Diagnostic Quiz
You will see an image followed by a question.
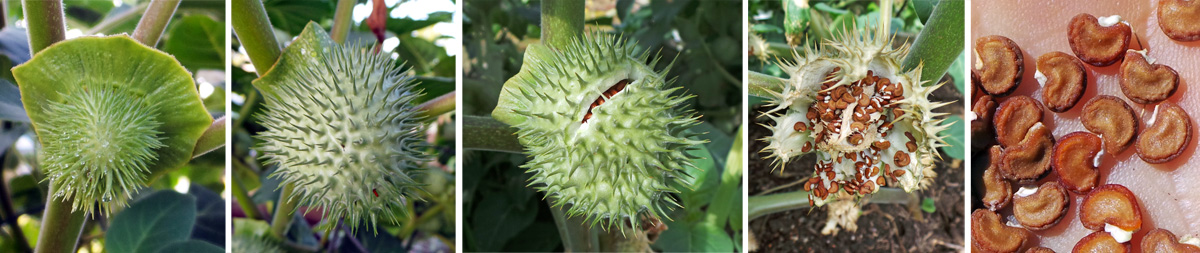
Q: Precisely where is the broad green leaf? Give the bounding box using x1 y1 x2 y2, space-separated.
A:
11 35 213 177
263 0 334 35
189 185 226 246
939 115 965 160
0 79 27 122
155 240 223 253
949 52 966 92
106 190 198 253
251 22 337 98
232 218 271 239
164 15 226 71
674 134 719 210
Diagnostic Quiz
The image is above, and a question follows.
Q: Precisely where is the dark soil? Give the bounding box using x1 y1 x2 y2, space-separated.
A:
748 80 965 253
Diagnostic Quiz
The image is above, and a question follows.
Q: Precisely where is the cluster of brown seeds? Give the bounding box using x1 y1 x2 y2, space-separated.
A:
972 8 1199 252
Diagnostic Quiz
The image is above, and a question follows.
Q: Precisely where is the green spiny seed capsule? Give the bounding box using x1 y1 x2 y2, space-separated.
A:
41 87 164 215
255 23 428 233
492 34 705 232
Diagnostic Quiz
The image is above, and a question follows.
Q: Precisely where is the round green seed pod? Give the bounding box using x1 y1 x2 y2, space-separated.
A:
253 22 429 232
11 35 212 215
492 34 705 231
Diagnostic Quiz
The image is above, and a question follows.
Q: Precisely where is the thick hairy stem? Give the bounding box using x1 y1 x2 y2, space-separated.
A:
540 0 584 50
748 71 786 99
417 91 456 120
748 187 911 220
232 0 282 73
461 115 522 154
269 183 299 240
549 202 598 252
330 0 355 44
131 0 181 46
900 0 964 85
192 116 226 158
34 183 86 253
22 0 65 54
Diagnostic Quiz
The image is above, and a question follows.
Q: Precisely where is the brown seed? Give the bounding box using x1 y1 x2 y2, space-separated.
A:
801 142 813 152
876 176 885 187
847 152 858 161
906 141 918 153
891 169 905 178
1157 0 1200 41
860 181 875 195
1068 13 1133 67
974 35 1024 96
1013 181 1070 230
825 171 835 180
1025 247 1055 253
1052 132 1102 193
1000 122 1054 181
972 95 999 149
1141 229 1200 253
893 151 910 167
848 133 864 145
873 140 891 150
892 108 906 119
806 110 818 122
993 95 1045 148
981 157 1012 211
1081 95 1139 154
1073 231 1132 253
1119 51 1179 104
1080 184 1142 232
829 182 840 194
804 180 813 191
1037 51 1088 113
971 209 1029 253
1136 103 1192 163
851 122 866 132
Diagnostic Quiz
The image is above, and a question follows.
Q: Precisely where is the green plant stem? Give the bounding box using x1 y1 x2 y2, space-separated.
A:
86 2 149 35
231 161 263 220
270 183 299 240
234 89 259 128
461 115 522 153
33 183 86 253
22 0 66 54
329 0 355 44
192 116 226 158
131 0 181 46
417 91 455 120
748 71 785 99
548 202 597 251
232 0 282 73
540 0 584 50
1 0 7 28
748 187 911 220
900 0 964 85
0 149 31 253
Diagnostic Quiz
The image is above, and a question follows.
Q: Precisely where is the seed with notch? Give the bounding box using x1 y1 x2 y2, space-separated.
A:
1000 122 1054 182
981 150 1012 211
1080 184 1142 232
1074 231 1132 253
1141 229 1200 253
1135 103 1192 163
1013 181 1070 230
1036 51 1087 113
1052 132 1102 193
1120 51 1179 104
972 95 999 149
894 151 910 167
994 96 1045 148
1068 13 1133 67
971 209 1029 253
1082 95 1139 154
1025 247 1054 253
1157 0 1200 41
974 35 1024 97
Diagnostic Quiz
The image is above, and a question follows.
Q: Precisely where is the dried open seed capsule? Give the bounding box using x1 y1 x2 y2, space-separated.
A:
1157 0 1200 41
974 35 1024 96
1000 122 1054 181
1081 96 1138 154
1135 103 1192 164
1141 229 1200 253
982 147 1012 211
1013 181 1070 230
1025 247 1055 253
971 209 1029 253
1119 50 1179 104
972 95 999 149
1074 231 1132 253
1080 184 1142 243
994 96 1046 148
1068 13 1133 67
1036 51 1087 112
1052 132 1102 193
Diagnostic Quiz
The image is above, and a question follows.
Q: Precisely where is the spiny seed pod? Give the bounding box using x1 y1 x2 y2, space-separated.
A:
760 3 951 206
11 35 212 215
254 22 428 232
492 34 706 233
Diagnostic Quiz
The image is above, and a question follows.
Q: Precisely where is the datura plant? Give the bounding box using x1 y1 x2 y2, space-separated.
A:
11 35 212 216
253 22 428 232
491 34 706 233
759 3 952 207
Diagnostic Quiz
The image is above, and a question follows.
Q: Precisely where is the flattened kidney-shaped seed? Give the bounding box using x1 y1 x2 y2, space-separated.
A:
1036 51 1087 113
1013 181 1070 230
1140 229 1200 253
1074 231 1132 253
1052 132 1102 193
994 96 1045 148
971 209 1029 253
982 146 1012 211
1068 13 1133 67
972 95 999 149
1080 184 1143 232
1119 51 1179 104
1082 95 1139 155
1158 0 1200 41
1135 103 1192 164
1000 122 1054 182
974 35 1024 96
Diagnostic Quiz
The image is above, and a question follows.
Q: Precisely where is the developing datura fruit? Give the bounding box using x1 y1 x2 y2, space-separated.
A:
254 22 429 232
759 5 951 207
492 34 705 232
12 35 211 215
